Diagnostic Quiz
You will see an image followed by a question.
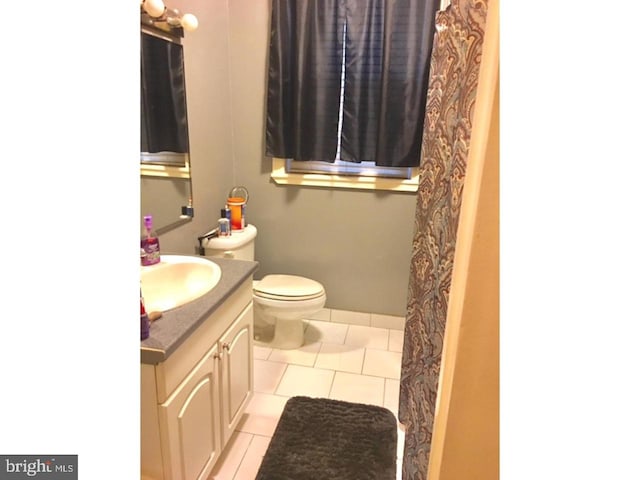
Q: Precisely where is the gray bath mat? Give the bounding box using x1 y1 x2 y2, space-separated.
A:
256 396 398 480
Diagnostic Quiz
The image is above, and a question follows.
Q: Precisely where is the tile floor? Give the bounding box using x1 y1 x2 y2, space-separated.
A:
208 308 406 480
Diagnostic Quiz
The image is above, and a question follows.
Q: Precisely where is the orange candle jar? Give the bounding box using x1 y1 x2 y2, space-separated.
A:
227 197 246 230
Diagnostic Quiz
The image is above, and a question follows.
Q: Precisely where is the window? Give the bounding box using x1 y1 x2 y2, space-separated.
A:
286 159 412 179
266 0 439 191
272 157 420 192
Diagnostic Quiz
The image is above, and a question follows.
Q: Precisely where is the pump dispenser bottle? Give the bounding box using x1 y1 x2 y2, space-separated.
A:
218 208 231 237
140 215 161 266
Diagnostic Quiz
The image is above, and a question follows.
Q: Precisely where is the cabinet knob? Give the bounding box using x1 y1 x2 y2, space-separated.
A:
222 342 230 351
213 353 221 360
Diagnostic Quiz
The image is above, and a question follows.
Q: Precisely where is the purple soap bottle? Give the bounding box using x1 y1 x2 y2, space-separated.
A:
140 215 161 266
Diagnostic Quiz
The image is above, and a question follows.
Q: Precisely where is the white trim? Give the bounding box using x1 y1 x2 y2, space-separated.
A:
270 158 419 192
141 163 191 179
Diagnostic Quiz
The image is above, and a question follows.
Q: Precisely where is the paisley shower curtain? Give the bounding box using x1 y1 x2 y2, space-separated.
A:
398 0 489 477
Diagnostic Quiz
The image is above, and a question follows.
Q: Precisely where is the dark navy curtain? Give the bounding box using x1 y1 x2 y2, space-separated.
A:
265 0 439 167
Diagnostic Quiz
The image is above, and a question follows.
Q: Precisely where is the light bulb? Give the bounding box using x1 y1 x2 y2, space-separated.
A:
143 0 165 18
181 13 198 32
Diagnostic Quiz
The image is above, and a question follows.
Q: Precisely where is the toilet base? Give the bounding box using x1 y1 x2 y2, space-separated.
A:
253 309 306 350
253 291 326 350
271 318 305 350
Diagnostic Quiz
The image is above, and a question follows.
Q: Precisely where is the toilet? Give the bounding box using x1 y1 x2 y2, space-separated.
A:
203 224 326 349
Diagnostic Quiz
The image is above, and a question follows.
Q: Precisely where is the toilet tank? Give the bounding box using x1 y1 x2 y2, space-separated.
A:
203 224 257 261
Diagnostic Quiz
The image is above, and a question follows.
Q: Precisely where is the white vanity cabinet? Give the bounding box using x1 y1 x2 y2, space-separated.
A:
158 343 222 480
141 277 254 480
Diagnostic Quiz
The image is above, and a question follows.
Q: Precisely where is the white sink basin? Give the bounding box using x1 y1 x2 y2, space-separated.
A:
141 255 222 312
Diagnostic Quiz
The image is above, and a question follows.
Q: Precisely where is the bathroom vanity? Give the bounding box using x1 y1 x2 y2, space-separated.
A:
141 256 259 480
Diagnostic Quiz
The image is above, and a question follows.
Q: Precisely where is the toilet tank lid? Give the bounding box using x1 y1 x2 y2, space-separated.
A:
255 274 325 298
204 224 257 249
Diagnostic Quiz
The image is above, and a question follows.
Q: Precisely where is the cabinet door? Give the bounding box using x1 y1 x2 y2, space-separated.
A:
219 303 254 445
159 344 221 480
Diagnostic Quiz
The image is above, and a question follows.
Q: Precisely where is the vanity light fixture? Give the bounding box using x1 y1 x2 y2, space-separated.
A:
140 0 199 32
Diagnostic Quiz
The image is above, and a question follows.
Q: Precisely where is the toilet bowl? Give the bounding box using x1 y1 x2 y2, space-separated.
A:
203 225 326 349
253 274 326 349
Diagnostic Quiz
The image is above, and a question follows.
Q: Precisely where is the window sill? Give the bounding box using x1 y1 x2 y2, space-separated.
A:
270 158 419 192
140 163 190 179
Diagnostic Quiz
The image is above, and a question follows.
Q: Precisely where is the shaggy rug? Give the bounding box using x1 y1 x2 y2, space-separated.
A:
255 396 398 480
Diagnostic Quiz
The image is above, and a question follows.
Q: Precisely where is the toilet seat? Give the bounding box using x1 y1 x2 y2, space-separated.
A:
254 274 325 301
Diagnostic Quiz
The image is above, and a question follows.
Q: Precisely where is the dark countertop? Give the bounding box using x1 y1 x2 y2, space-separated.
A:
141 256 259 365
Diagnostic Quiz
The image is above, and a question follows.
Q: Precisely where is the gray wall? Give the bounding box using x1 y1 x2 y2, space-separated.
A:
156 0 417 316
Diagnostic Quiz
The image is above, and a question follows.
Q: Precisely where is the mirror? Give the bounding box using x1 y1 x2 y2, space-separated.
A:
140 26 193 234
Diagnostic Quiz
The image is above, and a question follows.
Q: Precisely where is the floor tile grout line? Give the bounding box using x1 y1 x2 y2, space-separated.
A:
256 350 400 380
360 348 366 375
227 433 253 480
233 433 273 480
326 368 337 400
310 343 319 369
382 378 387 411
272 363 290 395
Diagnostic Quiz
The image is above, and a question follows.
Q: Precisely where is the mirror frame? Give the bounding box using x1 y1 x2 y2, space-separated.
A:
140 23 194 234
